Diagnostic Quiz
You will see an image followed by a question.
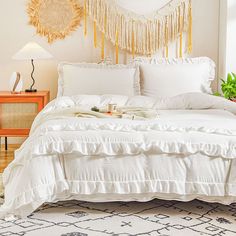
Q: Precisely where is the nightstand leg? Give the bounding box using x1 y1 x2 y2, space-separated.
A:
5 137 7 151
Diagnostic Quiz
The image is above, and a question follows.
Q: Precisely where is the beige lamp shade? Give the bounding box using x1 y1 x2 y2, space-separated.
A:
12 42 52 93
12 42 52 60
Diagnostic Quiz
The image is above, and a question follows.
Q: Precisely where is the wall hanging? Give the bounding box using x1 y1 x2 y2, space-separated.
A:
84 0 192 63
28 0 83 43
28 0 192 62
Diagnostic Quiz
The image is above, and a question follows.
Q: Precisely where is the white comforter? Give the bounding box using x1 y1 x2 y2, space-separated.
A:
1 93 236 218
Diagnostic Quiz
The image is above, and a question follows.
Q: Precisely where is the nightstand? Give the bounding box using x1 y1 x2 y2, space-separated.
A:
0 91 50 150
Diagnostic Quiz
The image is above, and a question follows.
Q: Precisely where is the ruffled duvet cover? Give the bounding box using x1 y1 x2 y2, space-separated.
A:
1 93 236 218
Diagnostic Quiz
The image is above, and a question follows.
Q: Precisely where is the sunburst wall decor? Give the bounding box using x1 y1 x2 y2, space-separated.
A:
28 0 83 43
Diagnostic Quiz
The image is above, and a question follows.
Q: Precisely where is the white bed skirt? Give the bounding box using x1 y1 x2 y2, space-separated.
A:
2 152 236 218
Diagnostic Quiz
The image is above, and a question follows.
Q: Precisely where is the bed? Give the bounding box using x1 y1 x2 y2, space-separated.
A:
1 57 236 218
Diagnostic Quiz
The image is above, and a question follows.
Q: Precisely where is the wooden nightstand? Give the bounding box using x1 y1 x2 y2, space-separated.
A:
0 91 50 150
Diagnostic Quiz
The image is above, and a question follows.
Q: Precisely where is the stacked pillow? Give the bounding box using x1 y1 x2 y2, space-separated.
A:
57 63 140 97
134 57 215 98
57 57 215 98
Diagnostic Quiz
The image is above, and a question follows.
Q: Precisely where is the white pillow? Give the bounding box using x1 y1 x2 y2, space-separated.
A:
134 57 215 98
73 95 101 107
126 96 156 108
72 94 128 107
57 62 140 97
154 92 236 114
100 94 128 106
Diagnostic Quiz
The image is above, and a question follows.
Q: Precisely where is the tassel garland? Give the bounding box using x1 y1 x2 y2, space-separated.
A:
84 0 87 36
179 11 183 58
83 0 192 59
179 29 183 58
101 32 105 60
93 21 97 48
101 11 107 60
157 20 160 49
115 28 119 64
187 0 193 53
132 28 135 58
165 17 169 58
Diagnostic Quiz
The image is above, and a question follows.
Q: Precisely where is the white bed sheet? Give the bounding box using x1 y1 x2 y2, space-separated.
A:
1 93 236 218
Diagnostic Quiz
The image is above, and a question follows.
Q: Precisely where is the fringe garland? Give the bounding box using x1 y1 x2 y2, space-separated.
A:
84 0 193 59
84 0 87 36
165 16 169 58
101 10 107 60
93 21 97 48
187 0 193 53
115 28 119 64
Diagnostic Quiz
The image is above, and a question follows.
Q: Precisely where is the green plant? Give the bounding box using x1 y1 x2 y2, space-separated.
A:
213 91 221 97
221 72 236 99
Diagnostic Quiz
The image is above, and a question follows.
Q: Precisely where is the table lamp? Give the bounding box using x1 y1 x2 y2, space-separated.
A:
12 42 53 92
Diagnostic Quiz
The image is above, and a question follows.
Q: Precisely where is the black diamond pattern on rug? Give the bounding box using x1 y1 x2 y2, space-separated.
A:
61 233 88 236
0 199 236 236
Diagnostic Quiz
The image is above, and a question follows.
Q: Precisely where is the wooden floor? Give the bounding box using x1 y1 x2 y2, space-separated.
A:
0 145 20 173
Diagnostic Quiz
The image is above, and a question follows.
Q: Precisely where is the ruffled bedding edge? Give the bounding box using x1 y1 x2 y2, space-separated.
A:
1 179 236 219
17 139 236 162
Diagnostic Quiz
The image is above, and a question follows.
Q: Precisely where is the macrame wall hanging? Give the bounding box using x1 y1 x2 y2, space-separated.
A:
84 0 192 63
28 0 192 63
28 0 83 43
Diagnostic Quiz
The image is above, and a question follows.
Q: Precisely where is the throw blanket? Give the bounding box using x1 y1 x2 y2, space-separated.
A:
30 107 158 134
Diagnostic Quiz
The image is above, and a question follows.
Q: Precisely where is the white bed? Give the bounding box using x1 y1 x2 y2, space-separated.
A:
1 92 236 218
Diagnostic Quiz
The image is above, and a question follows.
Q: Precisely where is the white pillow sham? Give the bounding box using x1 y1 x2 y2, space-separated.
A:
73 94 128 107
57 62 140 97
134 57 215 98
126 96 156 108
153 92 236 113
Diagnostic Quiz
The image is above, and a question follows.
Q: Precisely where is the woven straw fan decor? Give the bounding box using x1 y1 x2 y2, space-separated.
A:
28 0 83 43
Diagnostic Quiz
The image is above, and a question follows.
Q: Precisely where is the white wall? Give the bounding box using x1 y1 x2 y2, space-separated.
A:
192 0 219 66
218 0 227 84
0 0 220 99
218 0 236 90
192 0 220 90
225 0 236 76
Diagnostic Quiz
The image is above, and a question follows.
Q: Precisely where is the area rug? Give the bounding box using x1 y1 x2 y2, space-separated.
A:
0 199 236 236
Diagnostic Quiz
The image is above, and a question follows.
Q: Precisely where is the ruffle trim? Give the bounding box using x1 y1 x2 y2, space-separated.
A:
35 119 236 136
0 180 69 219
1 179 236 218
133 56 215 94
57 62 140 97
24 138 236 159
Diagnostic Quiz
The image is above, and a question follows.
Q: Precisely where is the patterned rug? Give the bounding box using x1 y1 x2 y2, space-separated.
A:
0 199 236 236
